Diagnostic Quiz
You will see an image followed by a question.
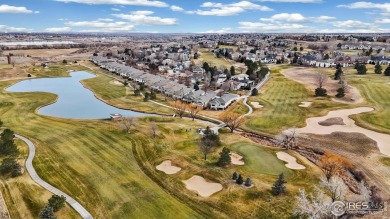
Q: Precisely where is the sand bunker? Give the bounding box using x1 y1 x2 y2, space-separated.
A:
299 102 312 108
230 153 245 165
156 160 181 174
318 117 346 126
276 152 306 170
110 80 124 86
251 102 264 109
183 175 222 197
290 107 390 157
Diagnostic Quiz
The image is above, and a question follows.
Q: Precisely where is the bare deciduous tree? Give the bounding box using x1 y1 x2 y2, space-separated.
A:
151 123 158 138
120 117 137 133
276 128 298 150
320 176 346 202
219 112 245 133
198 138 214 160
294 187 332 219
317 72 327 88
170 101 187 118
358 181 371 202
319 152 352 182
189 103 202 121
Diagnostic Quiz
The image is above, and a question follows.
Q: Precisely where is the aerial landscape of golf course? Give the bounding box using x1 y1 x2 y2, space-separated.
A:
1 55 389 218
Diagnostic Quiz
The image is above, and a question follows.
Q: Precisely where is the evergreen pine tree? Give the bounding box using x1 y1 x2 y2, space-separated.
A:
48 195 66 212
244 177 252 187
272 173 287 196
334 68 343 80
336 88 345 98
232 172 238 180
39 206 56 219
236 174 243 185
217 147 231 167
374 63 382 74
384 65 390 76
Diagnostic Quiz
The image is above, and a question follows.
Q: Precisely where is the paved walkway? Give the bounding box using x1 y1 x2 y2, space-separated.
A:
15 134 93 219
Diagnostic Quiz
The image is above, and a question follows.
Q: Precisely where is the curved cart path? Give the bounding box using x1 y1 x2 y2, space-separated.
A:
15 134 93 219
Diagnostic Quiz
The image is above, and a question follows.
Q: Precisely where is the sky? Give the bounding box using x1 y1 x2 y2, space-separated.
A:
0 0 389 33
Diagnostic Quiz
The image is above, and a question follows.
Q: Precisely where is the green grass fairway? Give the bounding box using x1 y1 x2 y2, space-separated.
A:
0 76 201 218
245 65 344 136
347 70 390 134
230 143 291 176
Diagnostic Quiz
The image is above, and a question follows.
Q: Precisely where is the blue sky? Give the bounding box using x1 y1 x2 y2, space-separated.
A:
0 0 389 33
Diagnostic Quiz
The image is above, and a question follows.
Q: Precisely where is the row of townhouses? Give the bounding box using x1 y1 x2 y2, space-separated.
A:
91 56 240 110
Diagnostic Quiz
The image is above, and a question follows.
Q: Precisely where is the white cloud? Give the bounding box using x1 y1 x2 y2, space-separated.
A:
170 5 184 12
66 20 135 32
190 1 273 16
318 28 390 33
0 5 34 13
97 18 114 21
130 10 154 15
111 8 120 11
259 0 321 2
332 20 372 29
112 11 177 25
239 21 308 32
337 2 390 13
0 25 30 32
260 13 305 22
313 16 335 22
45 27 72 32
259 13 335 23
202 27 232 34
54 0 168 7
376 18 390 24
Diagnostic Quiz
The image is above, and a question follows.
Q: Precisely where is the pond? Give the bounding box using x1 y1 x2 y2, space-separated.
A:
6 71 152 119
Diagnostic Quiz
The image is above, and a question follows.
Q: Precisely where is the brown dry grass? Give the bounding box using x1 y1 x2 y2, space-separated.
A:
6 49 79 58
282 67 363 104
298 132 390 198
0 65 30 81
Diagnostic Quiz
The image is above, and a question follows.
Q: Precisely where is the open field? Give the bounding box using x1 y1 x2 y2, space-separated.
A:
6 49 79 59
218 45 238 51
0 138 80 219
196 49 235 70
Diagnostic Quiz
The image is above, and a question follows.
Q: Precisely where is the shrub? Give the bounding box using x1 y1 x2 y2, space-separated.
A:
27 73 32 77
